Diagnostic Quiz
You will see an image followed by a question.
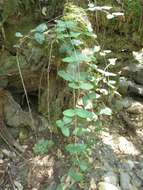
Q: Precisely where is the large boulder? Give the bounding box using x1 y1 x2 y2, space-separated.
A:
121 64 143 86
120 98 143 128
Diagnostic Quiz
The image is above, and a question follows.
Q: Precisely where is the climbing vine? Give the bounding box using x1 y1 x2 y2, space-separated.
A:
53 4 117 189
14 3 118 189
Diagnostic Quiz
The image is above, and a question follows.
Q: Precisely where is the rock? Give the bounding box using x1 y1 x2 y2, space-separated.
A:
119 97 143 128
14 180 23 190
120 99 143 128
126 101 143 114
119 77 129 95
139 161 143 169
103 171 118 186
128 81 143 96
0 159 4 164
2 149 16 158
119 77 143 97
132 174 142 188
120 171 132 190
121 160 135 171
117 137 139 155
121 64 136 77
90 178 97 189
136 169 143 181
0 90 48 130
102 162 114 172
131 186 139 190
120 97 135 109
97 182 119 190
121 64 143 85
92 167 106 182
132 64 143 85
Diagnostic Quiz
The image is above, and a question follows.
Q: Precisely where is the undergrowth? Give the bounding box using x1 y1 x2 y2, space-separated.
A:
15 3 119 190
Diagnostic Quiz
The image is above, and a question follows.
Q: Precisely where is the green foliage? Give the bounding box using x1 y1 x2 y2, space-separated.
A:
33 138 54 155
66 143 87 154
15 32 23 38
14 3 117 189
54 3 117 188
33 23 48 33
34 33 45 44
32 23 48 44
68 169 83 182
124 0 142 27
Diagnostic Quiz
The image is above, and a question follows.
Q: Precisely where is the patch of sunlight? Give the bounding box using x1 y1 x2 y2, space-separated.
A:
101 131 140 155
133 48 143 64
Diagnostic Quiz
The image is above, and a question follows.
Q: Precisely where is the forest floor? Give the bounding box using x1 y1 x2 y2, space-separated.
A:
0 15 143 189
0 115 143 190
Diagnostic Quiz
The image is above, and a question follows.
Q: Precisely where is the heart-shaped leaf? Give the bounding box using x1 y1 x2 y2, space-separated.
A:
63 109 76 117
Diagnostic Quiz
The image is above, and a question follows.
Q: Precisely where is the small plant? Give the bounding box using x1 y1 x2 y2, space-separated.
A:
33 138 54 155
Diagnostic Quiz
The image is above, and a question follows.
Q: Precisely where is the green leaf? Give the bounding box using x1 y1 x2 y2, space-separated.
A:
63 109 76 117
34 33 45 44
64 20 77 29
66 143 87 154
56 20 77 30
68 82 79 89
62 55 78 63
33 139 53 155
56 120 64 128
88 92 100 99
15 32 23 38
83 93 99 106
34 23 47 33
99 107 112 115
79 82 94 90
61 126 70 137
59 43 73 54
73 159 88 171
58 70 73 82
63 116 72 124
79 161 88 171
73 127 89 137
73 72 88 82
63 52 90 64
69 32 81 38
56 120 70 137
68 169 83 182
75 108 92 119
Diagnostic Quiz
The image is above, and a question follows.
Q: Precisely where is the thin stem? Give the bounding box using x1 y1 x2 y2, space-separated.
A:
16 54 36 133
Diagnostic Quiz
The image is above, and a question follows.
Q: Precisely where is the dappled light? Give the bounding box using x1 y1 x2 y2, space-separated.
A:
0 0 143 189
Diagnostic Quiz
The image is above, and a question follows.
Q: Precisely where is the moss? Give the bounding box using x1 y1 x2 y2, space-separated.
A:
5 15 36 46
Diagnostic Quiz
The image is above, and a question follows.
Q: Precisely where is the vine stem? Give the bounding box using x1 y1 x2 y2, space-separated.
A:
47 40 54 124
16 54 36 133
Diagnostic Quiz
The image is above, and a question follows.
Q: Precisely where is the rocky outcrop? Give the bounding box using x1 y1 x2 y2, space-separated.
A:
120 64 143 96
90 130 143 190
119 64 143 129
